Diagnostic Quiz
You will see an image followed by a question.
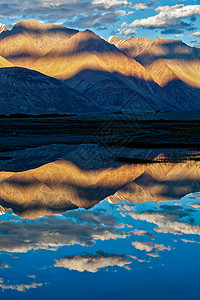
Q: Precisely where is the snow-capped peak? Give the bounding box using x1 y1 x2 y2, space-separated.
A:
0 23 9 34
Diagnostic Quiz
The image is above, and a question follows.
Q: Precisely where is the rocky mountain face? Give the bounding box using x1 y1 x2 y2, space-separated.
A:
0 20 200 114
108 35 200 66
108 35 200 111
146 58 200 111
0 19 79 67
33 29 174 112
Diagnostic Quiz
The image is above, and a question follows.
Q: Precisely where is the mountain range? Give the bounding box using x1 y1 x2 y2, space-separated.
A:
0 19 200 115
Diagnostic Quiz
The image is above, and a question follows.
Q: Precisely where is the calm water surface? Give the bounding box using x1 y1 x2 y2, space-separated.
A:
0 193 200 300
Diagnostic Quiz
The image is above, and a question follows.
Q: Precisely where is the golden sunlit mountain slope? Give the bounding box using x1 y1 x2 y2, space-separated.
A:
146 59 200 110
0 160 147 218
108 35 200 66
0 56 13 68
33 29 177 112
147 59 200 88
107 159 200 204
33 29 152 81
0 19 78 68
108 35 200 110
1 159 200 218
0 19 200 113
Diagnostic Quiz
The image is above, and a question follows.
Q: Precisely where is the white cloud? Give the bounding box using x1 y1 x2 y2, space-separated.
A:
132 2 148 10
92 0 132 9
191 31 200 37
128 211 200 236
130 4 200 28
54 253 131 272
0 212 129 253
132 241 171 252
0 0 132 29
181 239 200 244
147 253 159 258
131 255 146 263
132 229 146 236
0 278 44 292
121 21 127 27
117 27 137 36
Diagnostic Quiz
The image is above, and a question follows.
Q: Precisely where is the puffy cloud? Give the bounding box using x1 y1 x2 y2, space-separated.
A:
132 229 146 236
191 31 200 37
181 239 200 244
128 209 200 236
64 10 126 29
92 0 132 9
130 4 200 29
131 255 146 263
131 1 155 11
116 27 137 36
0 212 129 253
54 252 131 272
0 278 44 292
132 241 171 252
147 253 159 258
132 229 154 239
132 3 148 10
0 0 132 29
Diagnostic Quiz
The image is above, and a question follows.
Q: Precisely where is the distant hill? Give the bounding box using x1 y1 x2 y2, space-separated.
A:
0 67 97 115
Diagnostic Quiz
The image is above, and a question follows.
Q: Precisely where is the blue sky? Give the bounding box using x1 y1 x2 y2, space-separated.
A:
0 1 200 46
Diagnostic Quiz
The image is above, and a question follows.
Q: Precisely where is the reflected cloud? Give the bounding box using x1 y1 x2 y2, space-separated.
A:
147 253 160 258
54 252 131 273
181 239 200 244
132 241 171 252
28 275 36 279
132 229 154 239
0 211 129 253
127 202 200 236
0 261 10 269
0 278 44 292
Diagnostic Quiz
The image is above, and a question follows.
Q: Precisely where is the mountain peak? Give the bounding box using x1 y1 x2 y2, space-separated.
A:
0 19 79 67
0 24 10 34
62 29 119 54
13 19 77 33
78 29 99 39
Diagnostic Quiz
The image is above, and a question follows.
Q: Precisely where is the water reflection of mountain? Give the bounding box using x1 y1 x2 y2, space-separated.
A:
1 158 200 218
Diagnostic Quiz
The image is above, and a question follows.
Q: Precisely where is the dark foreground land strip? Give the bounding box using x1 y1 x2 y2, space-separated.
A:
0 115 200 152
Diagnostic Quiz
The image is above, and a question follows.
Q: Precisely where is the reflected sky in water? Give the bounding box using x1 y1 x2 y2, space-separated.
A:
0 193 200 300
